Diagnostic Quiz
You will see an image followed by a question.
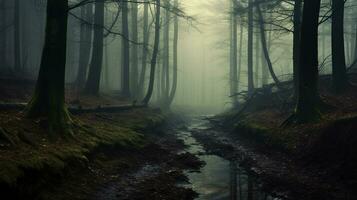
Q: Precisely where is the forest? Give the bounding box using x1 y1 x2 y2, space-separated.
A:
0 0 357 199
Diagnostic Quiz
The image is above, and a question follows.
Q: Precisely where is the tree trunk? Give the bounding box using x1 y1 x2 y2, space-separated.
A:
138 0 149 98
256 4 281 86
331 0 349 92
293 0 302 97
84 0 104 95
14 0 21 73
247 0 254 95
163 0 171 102
142 0 161 105
231 0 238 105
26 0 72 136
77 4 93 89
0 0 6 68
167 0 179 106
293 0 322 123
238 17 243 92
131 2 139 98
121 0 131 97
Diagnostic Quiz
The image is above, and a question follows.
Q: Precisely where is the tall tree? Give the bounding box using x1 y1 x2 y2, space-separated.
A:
331 0 349 92
162 0 171 102
14 0 21 73
293 0 302 97
0 0 6 68
26 0 72 135
138 0 150 98
256 4 281 86
131 2 139 98
76 4 93 89
247 0 254 95
289 0 322 123
84 0 104 95
121 0 131 97
142 0 161 105
231 0 238 105
167 0 179 106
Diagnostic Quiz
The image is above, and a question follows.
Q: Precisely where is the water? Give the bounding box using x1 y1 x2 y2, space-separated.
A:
177 116 280 200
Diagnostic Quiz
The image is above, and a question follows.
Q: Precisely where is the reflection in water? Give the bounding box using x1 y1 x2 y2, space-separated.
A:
178 117 280 200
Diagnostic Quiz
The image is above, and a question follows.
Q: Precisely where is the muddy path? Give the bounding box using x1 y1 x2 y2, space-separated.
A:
46 115 281 200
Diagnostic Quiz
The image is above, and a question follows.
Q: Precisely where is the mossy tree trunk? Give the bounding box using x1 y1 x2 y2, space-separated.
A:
142 0 161 105
84 0 104 95
331 0 349 93
293 0 322 123
26 0 72 136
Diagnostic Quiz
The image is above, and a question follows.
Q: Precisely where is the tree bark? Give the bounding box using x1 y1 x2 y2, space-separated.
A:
293 0 322 123
256 4 281 86
142 0 161 105
26 0 72 136
293 0 302 97
331 0 349 92
163 0 171 102
138 0 149 98
247 0 254 95
14 0 21 73
76 4 93 89
84 0 104 95
167 0 179 106
231 0 238 105
121 0 131 97
0 0 6 68
130 2 139 98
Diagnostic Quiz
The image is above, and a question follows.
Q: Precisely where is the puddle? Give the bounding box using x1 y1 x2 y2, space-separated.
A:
177 116 281 200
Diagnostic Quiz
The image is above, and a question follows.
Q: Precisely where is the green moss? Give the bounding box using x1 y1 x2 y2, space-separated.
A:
0 108 166 190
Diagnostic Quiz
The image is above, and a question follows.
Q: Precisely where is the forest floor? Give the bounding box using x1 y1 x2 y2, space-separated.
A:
191 74 357 200
0 77 202 200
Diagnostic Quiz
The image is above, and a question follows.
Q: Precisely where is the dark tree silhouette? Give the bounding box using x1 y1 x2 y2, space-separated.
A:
84 0 104 95
142 0 161 105
26 0 72 135
331 0 349 93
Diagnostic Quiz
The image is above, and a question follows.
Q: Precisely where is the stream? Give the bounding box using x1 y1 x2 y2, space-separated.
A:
178 116 280 200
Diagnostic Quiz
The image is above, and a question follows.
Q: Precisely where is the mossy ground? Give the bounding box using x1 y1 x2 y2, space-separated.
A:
0 107 165 199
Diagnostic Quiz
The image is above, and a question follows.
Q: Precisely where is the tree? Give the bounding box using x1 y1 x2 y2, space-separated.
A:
247 0 254 95
130 2 139 98
167 0 179 106
162 0 171 102
138 0 150 98
288 0 322 123
26 0 72 135
142 0 161 105
292 0 302 97
121 0 131 97
84 0 104 95
14 0 21 73
76 4 93 90
256 4 281 86
230 0 238 105
331 0 349 92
